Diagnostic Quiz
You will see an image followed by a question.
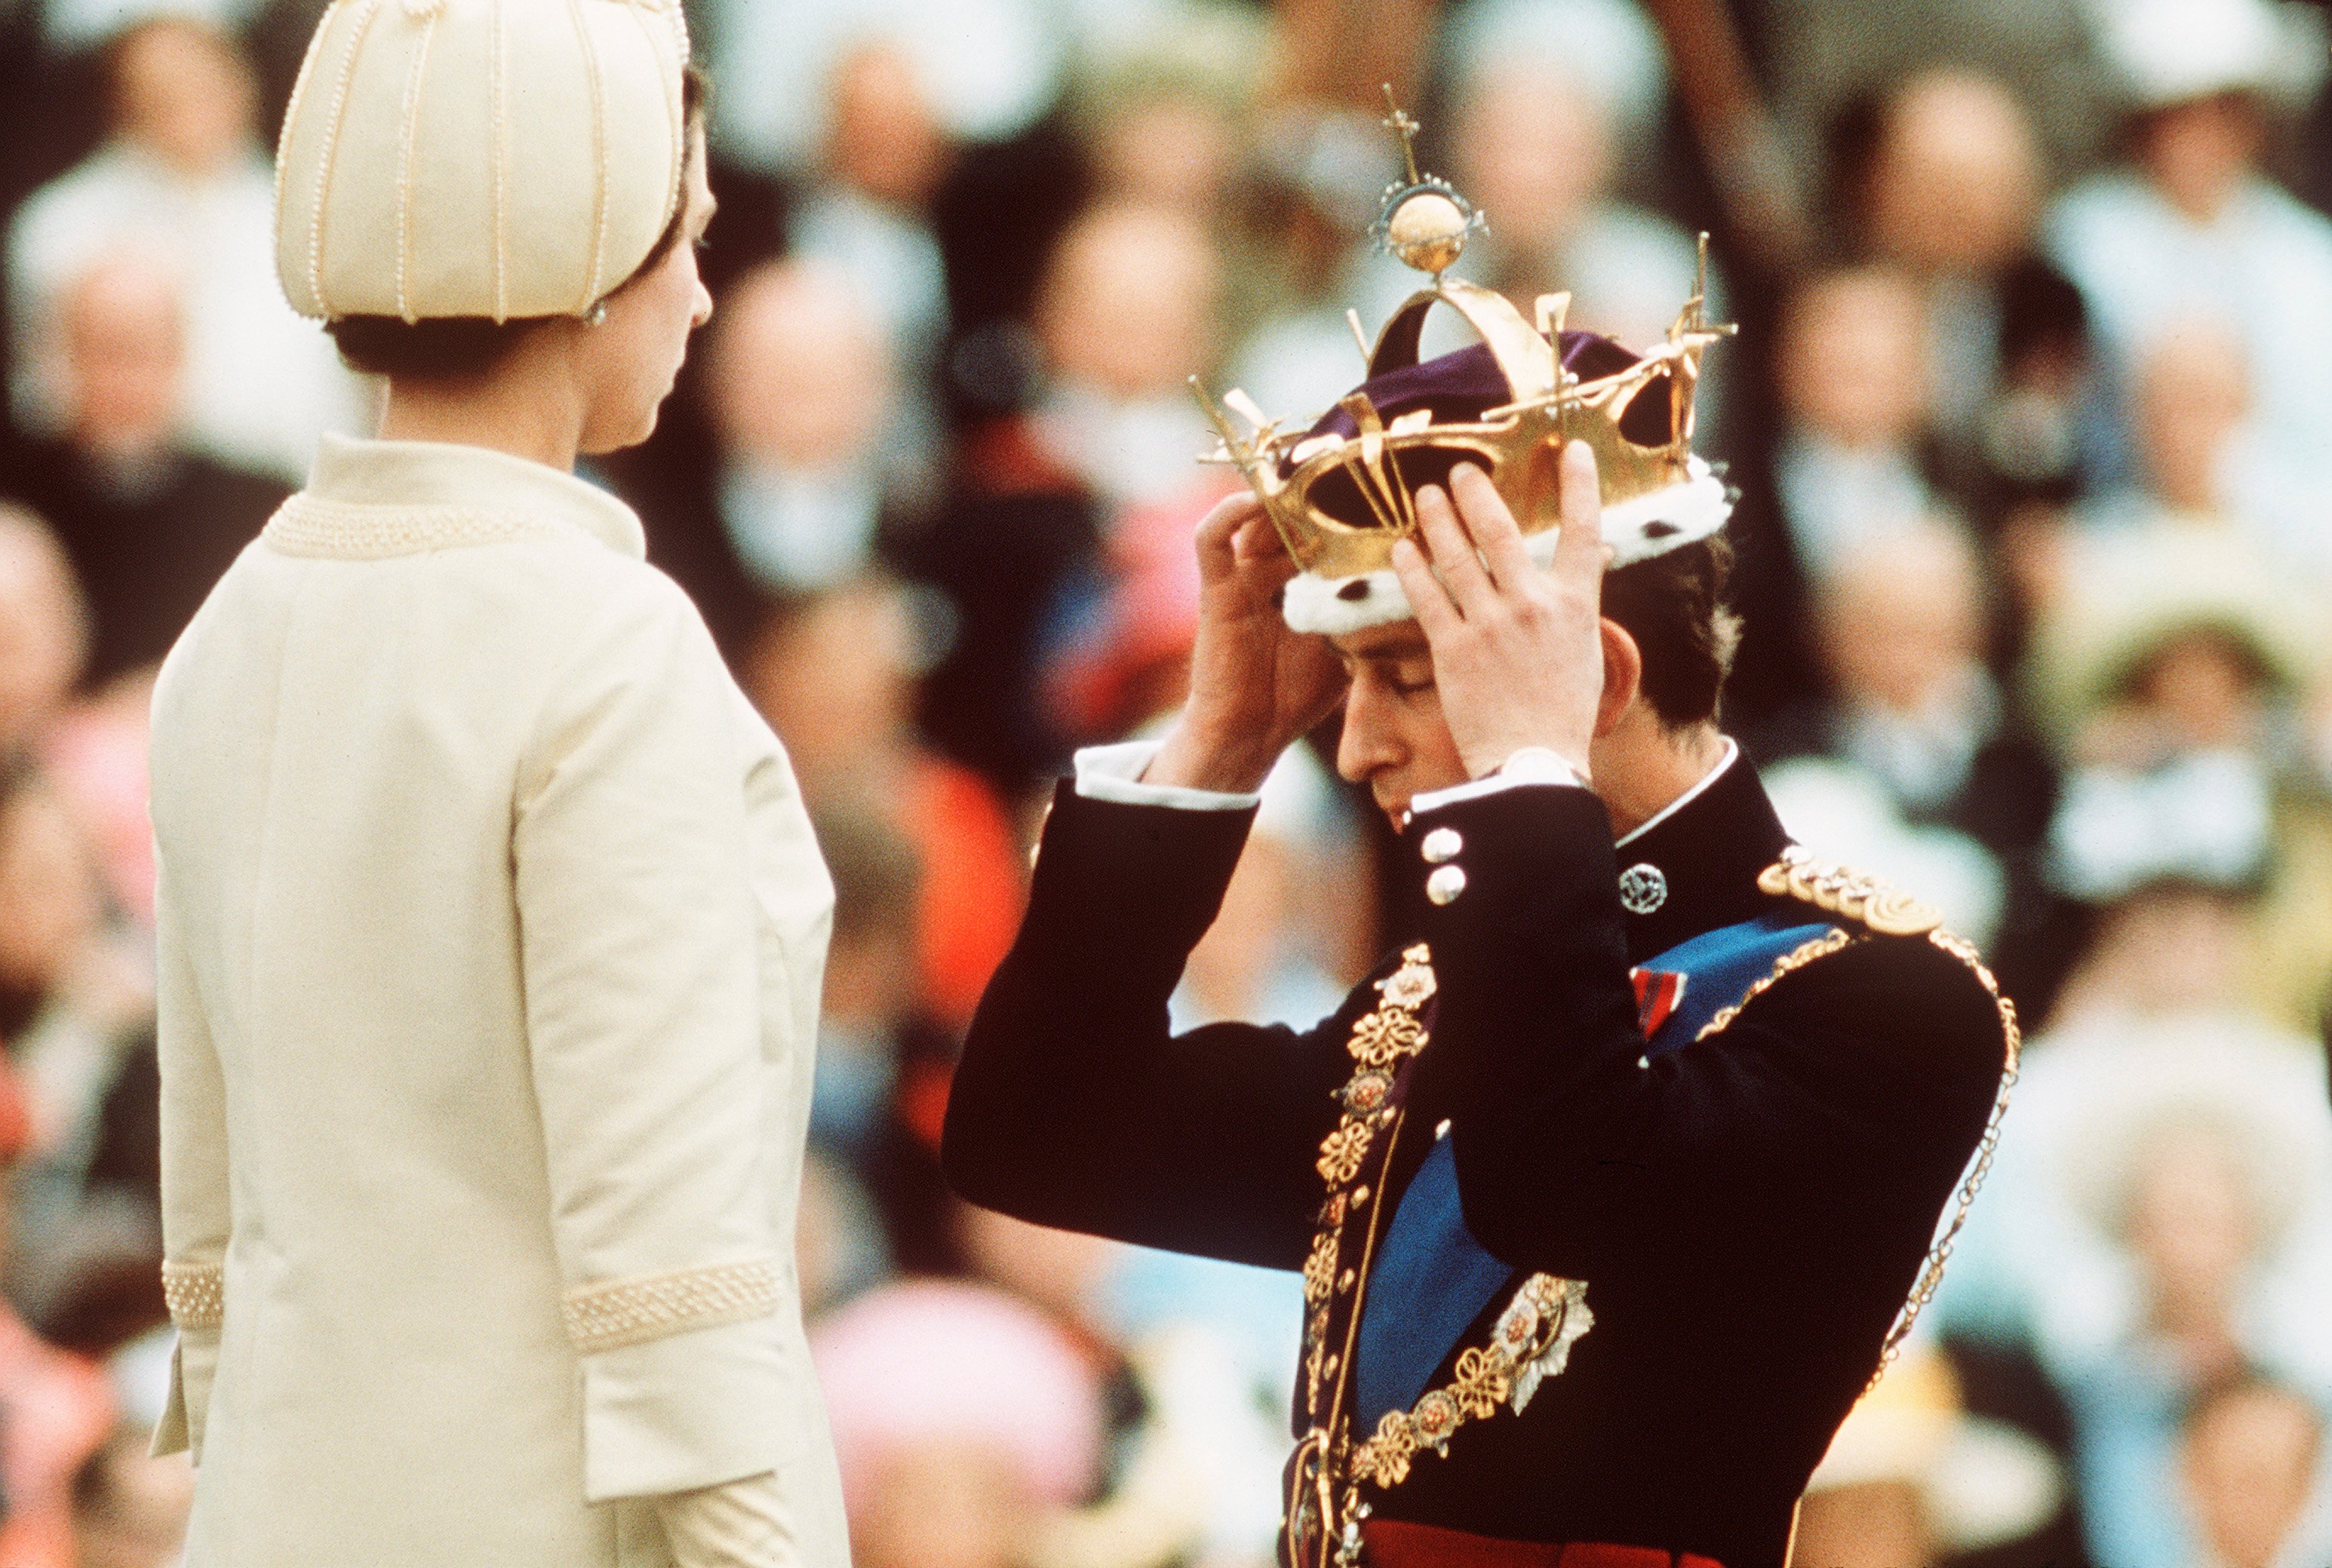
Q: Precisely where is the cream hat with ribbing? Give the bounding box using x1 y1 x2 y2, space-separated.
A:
275 0 691 323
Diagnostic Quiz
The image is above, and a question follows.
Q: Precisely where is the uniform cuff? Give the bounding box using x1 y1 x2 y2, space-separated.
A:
1411 747 1591 815
581 1315 796 1501
1072 740 1261 811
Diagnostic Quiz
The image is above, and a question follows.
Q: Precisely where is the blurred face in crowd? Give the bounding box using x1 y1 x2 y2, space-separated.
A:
2122 1118 2261 1339
1331 621 1473 822
1788 1480 1934 1568
0 512 88 753
1865 71 2042 278
1036 203 1221 401
742 580 918 791
2080 884 2252 1016
1092 91 1241 215
55 257 186 464
1458 63 1610 257
2137 94 2265 225
0 776 106 999
111 19 259 176
2182 1382 2323 1568
826 44 951 211
2134 321 2248 514
1817 520 1983 715
2129 628 2269 753
1778 268 1929 451
575 119 716 455
708 261 892 471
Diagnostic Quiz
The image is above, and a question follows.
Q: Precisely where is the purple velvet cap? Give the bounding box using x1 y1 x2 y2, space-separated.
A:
1283 330 1642 471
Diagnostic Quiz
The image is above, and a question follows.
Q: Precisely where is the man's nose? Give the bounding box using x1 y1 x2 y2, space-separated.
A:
1335 685 1395 784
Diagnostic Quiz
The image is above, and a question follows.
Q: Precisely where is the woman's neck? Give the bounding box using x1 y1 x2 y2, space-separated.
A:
376 356 587 473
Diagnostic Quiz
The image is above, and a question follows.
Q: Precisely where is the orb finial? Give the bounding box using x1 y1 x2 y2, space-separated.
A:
1370 89 1483 279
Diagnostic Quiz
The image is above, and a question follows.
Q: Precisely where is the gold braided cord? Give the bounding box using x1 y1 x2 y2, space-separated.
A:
1693 925 1860 1042
1865 930 2021 1390
1747 855 2024 1393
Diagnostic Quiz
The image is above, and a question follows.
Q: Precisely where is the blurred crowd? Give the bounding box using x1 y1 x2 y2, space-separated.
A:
5 0 2332 1563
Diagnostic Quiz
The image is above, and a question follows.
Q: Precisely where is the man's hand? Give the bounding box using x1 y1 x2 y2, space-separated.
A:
1390 443 1608 781
1148 491 1348 794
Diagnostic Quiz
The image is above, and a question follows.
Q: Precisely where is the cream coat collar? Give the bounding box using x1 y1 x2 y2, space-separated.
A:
296 434 648 561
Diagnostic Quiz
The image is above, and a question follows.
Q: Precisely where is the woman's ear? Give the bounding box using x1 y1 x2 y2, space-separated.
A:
1595 618 1642 738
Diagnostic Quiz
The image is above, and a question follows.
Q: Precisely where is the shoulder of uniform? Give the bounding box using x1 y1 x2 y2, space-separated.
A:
1755 845 1947 939
1756 845 2017 1027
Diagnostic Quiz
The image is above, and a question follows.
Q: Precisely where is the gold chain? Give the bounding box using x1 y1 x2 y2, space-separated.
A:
1863 929 2021 1390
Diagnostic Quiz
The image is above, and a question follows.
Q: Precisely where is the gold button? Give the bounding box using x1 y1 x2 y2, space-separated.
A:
1324 1353 1340 1374
1339 1269 1356 1289
1420 827 1463 864
1352 1185 1370 1207
1427 864 1467 904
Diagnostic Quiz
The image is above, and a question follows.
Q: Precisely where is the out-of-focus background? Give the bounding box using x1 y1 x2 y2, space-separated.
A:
4 0 2332 1562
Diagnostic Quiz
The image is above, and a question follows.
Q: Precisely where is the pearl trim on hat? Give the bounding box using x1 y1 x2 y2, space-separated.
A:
307 0 389 314
567 0 613 313
393 5 443 321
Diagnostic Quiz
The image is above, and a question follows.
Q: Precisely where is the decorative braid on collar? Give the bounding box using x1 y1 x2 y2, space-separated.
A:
263 493 571 560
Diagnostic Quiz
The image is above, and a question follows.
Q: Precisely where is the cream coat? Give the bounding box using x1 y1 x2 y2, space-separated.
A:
149 435 849 1566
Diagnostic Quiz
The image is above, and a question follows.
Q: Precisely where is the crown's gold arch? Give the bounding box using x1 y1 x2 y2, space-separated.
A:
1192 97 1735 593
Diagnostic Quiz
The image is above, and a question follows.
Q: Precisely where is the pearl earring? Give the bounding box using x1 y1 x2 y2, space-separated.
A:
583 300 609 327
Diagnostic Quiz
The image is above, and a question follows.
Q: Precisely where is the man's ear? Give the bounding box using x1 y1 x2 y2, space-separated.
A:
1595 618 1642 738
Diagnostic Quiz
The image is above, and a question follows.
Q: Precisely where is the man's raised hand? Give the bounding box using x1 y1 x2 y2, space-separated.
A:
1388 443 1610 781
1146 491 1348 794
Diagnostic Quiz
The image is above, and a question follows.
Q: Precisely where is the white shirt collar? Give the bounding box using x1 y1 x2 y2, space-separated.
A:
1615 735 1740 848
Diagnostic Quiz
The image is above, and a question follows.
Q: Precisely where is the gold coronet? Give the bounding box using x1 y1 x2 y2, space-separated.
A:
1191 93 1733 588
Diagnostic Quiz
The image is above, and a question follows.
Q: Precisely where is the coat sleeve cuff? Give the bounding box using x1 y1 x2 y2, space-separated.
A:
151 1329 220 1463
1071 740 1262 810
581 1315 796 1502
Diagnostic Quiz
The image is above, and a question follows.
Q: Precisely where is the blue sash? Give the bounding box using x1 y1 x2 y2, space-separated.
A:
1350 913 1841 1427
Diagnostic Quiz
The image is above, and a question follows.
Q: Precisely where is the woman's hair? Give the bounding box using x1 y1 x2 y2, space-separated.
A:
327 65 707 381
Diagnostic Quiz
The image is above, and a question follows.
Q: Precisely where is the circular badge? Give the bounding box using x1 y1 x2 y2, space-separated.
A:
1618 862 1668 915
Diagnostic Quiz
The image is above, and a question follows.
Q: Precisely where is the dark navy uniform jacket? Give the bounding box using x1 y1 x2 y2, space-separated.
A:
942 754 2011 1568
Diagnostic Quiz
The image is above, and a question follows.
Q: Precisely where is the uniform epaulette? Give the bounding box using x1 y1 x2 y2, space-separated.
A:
1755 845 1944 938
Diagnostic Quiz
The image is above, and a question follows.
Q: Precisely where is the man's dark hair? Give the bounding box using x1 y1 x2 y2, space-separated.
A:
1599 536 1741 730
327 66 707 381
